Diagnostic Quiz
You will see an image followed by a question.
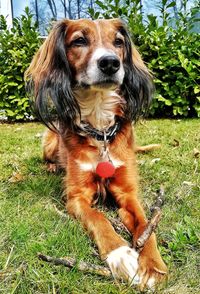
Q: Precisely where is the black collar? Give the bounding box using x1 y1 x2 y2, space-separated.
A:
76 118 122 142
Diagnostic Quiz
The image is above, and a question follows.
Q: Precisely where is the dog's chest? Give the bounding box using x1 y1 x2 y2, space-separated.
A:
75 89 124 130
74 89 125 173
75 137 124 174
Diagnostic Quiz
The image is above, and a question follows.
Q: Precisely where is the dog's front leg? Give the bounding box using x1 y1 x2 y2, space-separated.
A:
109 174 168 289
65 173 139 276
66 194 140 283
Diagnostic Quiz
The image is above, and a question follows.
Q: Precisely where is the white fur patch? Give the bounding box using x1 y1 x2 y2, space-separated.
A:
77 47 125 86
110 156 124 168
90 48 114 63
75 89 124 130
106 246 140 285
77 162 94 172
86 48 125 85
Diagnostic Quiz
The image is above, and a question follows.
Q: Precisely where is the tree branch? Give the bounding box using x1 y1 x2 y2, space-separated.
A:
150 184 165 213
37 253 111 277
135 185 165 252
135 209 162 252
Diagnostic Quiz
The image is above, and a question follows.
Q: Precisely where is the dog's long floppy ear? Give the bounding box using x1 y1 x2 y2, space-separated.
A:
119 25 154 122
25 20 80 130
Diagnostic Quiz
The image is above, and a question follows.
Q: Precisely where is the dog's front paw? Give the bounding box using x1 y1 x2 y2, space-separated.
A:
106 245 167 290
106 246 140 285
137 251 168 290
46 162 58 173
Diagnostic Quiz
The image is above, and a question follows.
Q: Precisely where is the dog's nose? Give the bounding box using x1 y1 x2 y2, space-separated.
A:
98 55 120 75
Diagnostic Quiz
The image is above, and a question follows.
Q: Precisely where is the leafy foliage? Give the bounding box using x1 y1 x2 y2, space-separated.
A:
162 216 200 264
89 0 200 117
0 2 199 120
0 7 41 121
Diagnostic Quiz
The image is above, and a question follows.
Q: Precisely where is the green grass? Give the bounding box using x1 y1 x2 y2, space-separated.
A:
0 120 199 294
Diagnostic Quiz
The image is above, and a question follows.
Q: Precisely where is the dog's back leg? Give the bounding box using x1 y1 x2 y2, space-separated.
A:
42 129 60 172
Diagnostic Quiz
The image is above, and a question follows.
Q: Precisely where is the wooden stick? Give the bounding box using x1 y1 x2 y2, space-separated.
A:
135 209 162 252
135 185 165 252
109 216 131 237
150 184 165 213
37 253 111 277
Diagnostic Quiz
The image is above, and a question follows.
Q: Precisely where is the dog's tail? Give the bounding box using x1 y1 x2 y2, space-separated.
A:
135 144 161 153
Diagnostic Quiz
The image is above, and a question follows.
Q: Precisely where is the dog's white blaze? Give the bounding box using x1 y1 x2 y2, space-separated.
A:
80 47 125 86
90 48 116 63
106 246 140 284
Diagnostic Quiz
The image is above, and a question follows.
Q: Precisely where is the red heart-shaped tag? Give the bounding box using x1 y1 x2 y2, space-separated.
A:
96 161 115 178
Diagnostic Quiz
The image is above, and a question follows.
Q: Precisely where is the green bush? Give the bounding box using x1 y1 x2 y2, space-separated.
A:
89 0 200 117
0 7 41 121
0 2 199 120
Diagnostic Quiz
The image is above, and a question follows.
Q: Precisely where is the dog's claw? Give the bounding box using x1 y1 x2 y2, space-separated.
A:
137 253 168 290
46 162 58 173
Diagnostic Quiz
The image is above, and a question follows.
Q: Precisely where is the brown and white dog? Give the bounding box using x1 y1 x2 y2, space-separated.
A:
25 19 167 290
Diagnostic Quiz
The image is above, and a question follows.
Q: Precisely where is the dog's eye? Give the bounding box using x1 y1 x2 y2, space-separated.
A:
71 37 88 47
114 38 124 47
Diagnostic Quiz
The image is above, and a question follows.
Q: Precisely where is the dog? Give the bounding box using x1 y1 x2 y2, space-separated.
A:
25 18 167 290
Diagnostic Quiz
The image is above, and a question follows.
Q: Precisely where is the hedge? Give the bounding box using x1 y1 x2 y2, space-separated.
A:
0 2 199 121
0 7 41 121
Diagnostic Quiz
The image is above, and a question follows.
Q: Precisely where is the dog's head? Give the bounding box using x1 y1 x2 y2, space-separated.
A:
25 19 153 129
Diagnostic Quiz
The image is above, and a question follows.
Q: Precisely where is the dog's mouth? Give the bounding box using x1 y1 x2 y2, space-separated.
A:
93 80 120 90
73 65 124 90
78 78 121 90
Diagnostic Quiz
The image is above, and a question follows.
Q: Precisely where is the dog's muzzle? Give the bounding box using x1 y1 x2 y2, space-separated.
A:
98 55 120 75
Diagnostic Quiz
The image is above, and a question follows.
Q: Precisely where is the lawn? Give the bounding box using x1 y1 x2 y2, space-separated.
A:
0 119 199 294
